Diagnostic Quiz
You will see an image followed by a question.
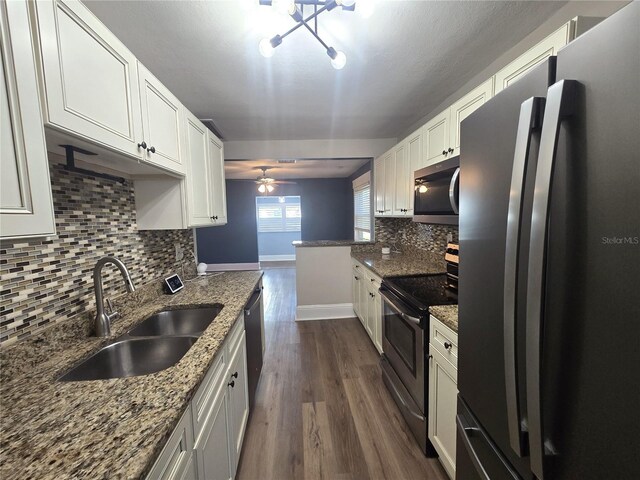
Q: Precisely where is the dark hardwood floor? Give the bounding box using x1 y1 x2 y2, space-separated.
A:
236 266 448 480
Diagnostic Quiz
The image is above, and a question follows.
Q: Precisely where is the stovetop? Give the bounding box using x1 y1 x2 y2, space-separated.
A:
381 274 457 314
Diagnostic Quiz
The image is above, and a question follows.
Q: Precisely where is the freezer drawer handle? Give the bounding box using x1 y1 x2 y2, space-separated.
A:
503 96 544 458
526 79 577 480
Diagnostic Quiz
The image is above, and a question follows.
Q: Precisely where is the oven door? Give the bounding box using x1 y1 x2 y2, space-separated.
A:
381 287 426 411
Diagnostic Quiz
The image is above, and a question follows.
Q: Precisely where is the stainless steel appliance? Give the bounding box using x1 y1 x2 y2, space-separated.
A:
380 274 457 454
244 280 264 410
413 157 460 225
457 4 640 479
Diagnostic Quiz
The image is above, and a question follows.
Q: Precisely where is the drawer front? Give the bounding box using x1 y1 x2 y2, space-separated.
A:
363 267 382 288
226 314 245 358
146 406 193 480
191 348 227 439
430 316 458 367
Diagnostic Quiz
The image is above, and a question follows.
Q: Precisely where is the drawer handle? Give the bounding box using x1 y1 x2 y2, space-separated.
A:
444 341 453 350
231 371 238 379
228 380 235 388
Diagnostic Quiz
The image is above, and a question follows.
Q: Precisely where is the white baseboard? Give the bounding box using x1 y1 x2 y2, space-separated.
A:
258 254 296 262
295 303 355 321
206 263 260 272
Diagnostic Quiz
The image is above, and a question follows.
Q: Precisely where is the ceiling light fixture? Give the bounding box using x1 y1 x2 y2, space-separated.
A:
257 0 361 69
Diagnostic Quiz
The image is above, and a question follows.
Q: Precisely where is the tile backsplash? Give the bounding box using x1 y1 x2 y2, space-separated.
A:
0 157 194 346
375 217 458 254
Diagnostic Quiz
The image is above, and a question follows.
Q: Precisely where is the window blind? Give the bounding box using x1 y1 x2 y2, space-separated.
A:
257 203 301 233
354 184 371 241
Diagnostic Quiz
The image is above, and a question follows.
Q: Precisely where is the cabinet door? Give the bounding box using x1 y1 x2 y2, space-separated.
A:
383 151 395 216
406 129 422 214
207 131 227 225
373 289 383 354
184 111 213 227
494 22 572 95
423 109 450 166
227 332 249 473
1 0 55 239
34 0 143 158
393 142 409 216
449 78 493 157
428 347 458 479
352 267 361 318
193 385 233 480
146 406 195 480
373 155 385 216
138 62 184 174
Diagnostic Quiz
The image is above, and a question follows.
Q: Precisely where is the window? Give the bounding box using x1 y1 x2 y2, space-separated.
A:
354 183 371 241
256 197 301 232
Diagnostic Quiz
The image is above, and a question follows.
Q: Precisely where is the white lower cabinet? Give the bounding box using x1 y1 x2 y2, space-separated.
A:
351 259 383 354
147 316 249 480
428 316 458 480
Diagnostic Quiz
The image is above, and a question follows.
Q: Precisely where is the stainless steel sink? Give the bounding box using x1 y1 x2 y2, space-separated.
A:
127 305 222 337
59 336 198 382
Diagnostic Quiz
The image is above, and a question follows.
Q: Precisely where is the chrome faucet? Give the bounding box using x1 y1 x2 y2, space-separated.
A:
93 256 135 337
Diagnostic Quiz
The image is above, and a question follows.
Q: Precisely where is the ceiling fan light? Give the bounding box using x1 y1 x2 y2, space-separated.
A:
340 0 356 7
289 6 303 22
266 184 275 193
259 38 275 58
327 48 346 70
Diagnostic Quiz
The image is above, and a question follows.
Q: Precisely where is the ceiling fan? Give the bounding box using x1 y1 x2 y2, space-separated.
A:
252 166 296 193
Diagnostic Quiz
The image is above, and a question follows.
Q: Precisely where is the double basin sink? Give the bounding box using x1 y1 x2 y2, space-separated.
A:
59 305 223 382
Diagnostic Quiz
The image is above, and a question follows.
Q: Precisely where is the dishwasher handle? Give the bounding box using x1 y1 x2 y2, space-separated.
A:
244 287 263 316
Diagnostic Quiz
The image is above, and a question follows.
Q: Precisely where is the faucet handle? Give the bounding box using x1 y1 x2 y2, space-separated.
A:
106 298 115 314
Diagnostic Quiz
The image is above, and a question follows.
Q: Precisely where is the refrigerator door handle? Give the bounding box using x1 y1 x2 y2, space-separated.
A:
526 79 577 480
503 96 544 457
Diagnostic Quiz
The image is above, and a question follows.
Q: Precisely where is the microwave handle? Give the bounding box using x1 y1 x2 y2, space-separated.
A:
449 167 460 214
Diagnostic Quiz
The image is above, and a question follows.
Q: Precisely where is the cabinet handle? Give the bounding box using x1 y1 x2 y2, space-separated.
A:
214 216 218 220
370 278 375 282
137 141 147 150
444 341 453 350
442 150 447 156
147 146 156 154
448 147 454 153
354 276 359 280
228 380 235 388
231 371 238 379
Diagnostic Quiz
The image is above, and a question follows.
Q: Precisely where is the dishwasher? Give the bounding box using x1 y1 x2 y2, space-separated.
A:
244 280 264 409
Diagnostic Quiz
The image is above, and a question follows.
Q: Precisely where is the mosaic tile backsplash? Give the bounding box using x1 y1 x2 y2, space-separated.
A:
0 158 194 346
375 217 459 254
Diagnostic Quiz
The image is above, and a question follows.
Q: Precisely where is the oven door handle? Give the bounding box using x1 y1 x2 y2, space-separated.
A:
380 288 421 325
385 367 426 422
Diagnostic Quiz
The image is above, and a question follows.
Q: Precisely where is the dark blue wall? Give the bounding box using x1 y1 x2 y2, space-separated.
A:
196 178 354 264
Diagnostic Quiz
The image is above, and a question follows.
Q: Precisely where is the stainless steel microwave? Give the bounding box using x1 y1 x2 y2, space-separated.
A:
413 157 460 225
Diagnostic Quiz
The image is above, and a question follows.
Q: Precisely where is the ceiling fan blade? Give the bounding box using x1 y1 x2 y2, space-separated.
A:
273 180 297 184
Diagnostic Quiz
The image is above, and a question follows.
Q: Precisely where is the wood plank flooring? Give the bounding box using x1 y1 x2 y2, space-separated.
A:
236 267 448 480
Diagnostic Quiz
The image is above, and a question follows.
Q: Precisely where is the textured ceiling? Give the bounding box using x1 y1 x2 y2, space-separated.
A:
225 158 370 179
85 0 566 141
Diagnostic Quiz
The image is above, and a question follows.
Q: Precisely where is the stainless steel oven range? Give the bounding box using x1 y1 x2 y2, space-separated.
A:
379 273 456 454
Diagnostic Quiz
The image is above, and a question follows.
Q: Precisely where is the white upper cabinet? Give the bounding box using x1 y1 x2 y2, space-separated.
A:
392 142 409 215
34 0 144 158
449 77 494 156
138 62 185 174
184 111 213 227
423 108 451 166
1 0 55 239
406 128 422 211
374 155 386 216
207 131 227 225
383 150 395 217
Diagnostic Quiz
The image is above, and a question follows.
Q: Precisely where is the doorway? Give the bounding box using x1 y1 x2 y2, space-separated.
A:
256 196 301 262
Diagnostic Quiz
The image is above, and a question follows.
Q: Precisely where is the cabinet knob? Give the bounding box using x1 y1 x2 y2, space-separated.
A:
442 150 447 156
448 147 454 153
228 380 235 388
444 341 452 350
231 371 238 379
147 146 156 154
137 141 147 150
354 276 359 280
214 216 218 220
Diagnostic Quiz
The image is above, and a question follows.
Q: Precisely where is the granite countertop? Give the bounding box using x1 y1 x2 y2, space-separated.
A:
0 270 263 480
293 240 375 248
350 245 447 278
430 305 459 333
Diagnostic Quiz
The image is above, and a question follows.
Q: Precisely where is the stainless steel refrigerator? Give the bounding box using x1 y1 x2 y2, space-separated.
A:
457 3 640 479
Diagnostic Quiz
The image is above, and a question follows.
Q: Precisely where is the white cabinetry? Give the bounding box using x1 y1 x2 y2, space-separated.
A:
207 131 228 225
0 0 55 239
138 62 185 174
351 259 383 354
449 78 494 157
147 316 249 480
428 316 458 480
423 109 451 166
373 155 387 216
184 111 212 227
34 0 144 159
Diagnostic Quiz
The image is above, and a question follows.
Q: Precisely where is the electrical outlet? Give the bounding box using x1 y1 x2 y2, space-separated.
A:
175 243 184 262
446 232 453 244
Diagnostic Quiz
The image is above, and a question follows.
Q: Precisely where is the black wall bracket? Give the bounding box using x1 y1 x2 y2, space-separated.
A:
60 144 126 184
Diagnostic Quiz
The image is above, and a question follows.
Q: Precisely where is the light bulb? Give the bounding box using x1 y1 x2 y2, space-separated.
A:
331 50 346 70
259 38 275 58
358 0 375 18
266 185 275 192
258 184 267 193
418 185 429 194
273 0 295 15
341 0 356 6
